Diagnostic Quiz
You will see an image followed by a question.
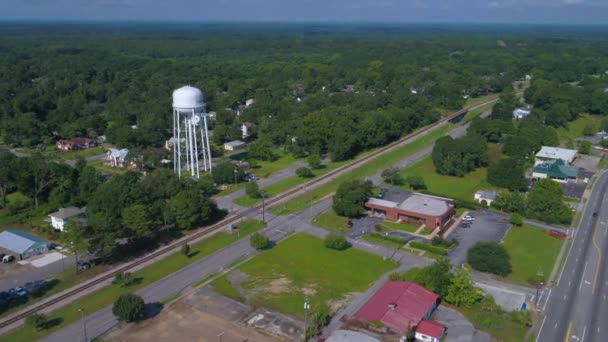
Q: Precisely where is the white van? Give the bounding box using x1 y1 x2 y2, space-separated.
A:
2 255 15 263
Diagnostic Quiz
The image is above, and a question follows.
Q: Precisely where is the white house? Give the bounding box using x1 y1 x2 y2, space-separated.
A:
48 207 85 232
245 99 255 108
241 123 256 139
474 190 498 206
107 148 129 168
512 108 531 119
535 146 578 166
224 140 246 151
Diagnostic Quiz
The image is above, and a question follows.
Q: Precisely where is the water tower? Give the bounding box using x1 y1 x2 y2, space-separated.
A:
172 85 212 178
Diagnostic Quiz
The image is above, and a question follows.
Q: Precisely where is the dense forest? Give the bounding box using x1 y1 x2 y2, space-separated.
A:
2 23 608 162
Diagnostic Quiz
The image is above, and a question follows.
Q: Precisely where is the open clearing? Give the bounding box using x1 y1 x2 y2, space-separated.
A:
312 208 349 233
502 225 564 285
213 233 397 318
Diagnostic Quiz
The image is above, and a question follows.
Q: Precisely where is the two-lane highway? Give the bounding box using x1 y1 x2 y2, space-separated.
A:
537 171 608 342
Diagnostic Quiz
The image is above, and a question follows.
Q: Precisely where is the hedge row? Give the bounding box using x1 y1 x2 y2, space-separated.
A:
409 241 449 256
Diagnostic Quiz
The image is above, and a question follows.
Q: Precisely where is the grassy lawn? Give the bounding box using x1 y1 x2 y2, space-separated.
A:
361 234 404 249
233 159 349 207
311 208 349 233
502 225 565 285
230 149 301 179
227 233 397 318
213 275 245 302
457 304 530 342
270 123 457 215
212 182 247 198
396 157 499 202
599 158 608 169
556 115 601 141
56 146 106 160
0 219 266 342
380 221 419 233
88 159 126 176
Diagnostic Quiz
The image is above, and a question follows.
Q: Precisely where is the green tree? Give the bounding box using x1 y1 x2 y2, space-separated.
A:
526 178 572 224
487 158 527 191
77 165 102 203
323 233 350 250
445 267 482 307
112 293 145 322
112 272 134 287
169 189 215 229
405 175 426 190
381 167 403 185
245 181 262 198
250 232 270 250
579 140 592 155
181 243 190 257
59 220 90 270
332 179 373 218
492 191 526 213
25 313 48 331
432 134 488 177
212 161 244 185
467 242 512 277
295 167 314 178
28 151 58 208
122 204 156 241
0 152 17 206
510 213 523 226
582 123 597 136
307 154 322 169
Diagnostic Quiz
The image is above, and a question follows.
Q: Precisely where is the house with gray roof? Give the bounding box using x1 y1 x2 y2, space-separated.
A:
0 231 50 260
48 207 86 232
474 190 498 206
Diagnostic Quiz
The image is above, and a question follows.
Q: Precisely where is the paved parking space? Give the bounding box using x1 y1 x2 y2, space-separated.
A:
447 211 510 266
347 216 382 238
434 306 492 342
561 182 587 199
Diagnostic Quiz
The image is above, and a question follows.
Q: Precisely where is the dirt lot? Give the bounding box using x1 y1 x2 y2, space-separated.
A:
108 300 283 342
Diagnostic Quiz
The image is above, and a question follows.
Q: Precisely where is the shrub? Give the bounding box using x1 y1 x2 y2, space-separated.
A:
467 242 512 276
112 293 145 322
305 304 331 340
25 313 47 331
410 241 448 256
112 272 134 287
324 233 350 250
381 167 403 185
296 167 314 178
307 154 322 169
431 236 457 249
509 213 523 226
250 232 270 250
245 181 262 198
405 175 426 190
579 140 592 155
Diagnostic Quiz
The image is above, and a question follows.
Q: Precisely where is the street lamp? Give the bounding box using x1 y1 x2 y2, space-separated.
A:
78 308 88 342
304 297 310 341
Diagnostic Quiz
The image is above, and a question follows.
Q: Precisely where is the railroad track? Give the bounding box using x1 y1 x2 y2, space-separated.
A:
0 96 498 330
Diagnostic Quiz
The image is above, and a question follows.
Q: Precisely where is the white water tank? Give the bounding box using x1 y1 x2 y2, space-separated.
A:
172 85 204 111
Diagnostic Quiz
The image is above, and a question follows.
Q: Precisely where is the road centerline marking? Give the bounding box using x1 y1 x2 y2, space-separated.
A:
565 321 572 342
592 220 602 295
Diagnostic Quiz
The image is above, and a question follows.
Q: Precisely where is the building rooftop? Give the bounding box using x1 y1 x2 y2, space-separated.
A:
48 207 84 220
366 197 399 208
224 140 246 148
355 281 439 334
0 231 48 254
416 320 446 338
533 159 579 179
536 146 577 162
327 330 380 342
475 190 497 201
398 193 452 217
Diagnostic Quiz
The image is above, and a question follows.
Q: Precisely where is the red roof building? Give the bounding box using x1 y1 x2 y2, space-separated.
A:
415 320 446 342
354 281 444 335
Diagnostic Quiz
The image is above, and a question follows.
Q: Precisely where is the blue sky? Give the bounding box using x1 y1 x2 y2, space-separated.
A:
1 0 607 24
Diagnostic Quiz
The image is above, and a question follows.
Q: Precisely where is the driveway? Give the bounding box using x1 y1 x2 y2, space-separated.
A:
447 211 510 266
433 306 492 342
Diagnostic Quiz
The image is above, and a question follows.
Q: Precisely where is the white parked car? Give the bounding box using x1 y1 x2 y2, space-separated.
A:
463 215 475 222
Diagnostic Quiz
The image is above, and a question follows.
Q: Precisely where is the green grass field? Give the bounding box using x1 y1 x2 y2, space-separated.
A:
231 149 301 179
270 123 456 215
0 219 266 342
458 305 530 342
556 115 601 141
396 157 499 202
88 159 127 176
502 225 565 285
380 221 419 233
57 146 106 160
599 158 608 169
311 208 349 233
226 233 397 318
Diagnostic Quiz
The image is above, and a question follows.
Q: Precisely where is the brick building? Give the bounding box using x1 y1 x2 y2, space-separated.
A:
364 193 454 232
56 137 97 152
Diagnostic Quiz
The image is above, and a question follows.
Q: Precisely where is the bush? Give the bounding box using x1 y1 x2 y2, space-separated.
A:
296 167 314 178
245 181 262 198
307 154 322 169
431 236 458 249
250 232 270 250
467 242 512 276
25 313 47 331
112 293 145 322
305 304 331 340
509 213 523 226
112 272 134 287
324 233 350 250
370 232 405 245
381 167 403 185
405 175 426 190
410 241 448 256
579 140 592 155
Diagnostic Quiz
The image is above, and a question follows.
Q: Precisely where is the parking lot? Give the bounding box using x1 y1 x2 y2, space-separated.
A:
447 210 511 266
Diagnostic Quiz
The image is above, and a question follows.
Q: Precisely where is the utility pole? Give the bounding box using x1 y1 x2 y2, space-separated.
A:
262 191 266 223
233 168 238 187
78 308 88 342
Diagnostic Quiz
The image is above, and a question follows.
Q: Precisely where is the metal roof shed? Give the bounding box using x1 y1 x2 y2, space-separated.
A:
0 231 50 260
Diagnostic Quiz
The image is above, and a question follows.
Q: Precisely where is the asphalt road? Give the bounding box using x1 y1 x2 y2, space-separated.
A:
536 171 608 342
